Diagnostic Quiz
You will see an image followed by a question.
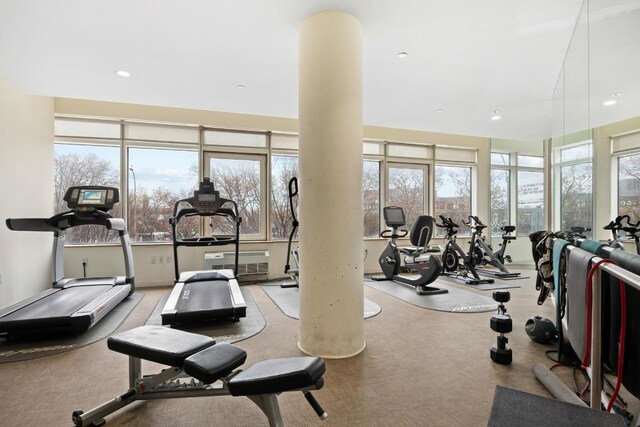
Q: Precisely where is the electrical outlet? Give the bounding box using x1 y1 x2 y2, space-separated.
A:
151 256 156 264
158 256 164 264
166 256 172 265
82 258 88 264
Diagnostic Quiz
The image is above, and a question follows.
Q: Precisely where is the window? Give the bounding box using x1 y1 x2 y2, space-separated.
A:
271 155 299 240
207 153 266 239
618 153 640 222
518 155 544 168
491 153 510 166
490 169 510 236
127 147 199 242
363 161 381 238
435 165 472 236
553 142 593 233
387 164 426 231
54 143 121 244
517 171 545 235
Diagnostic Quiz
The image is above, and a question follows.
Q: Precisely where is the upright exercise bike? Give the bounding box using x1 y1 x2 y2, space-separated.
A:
467 216 520 279
604 215 630 250
376 206 446 295
436 215 494 285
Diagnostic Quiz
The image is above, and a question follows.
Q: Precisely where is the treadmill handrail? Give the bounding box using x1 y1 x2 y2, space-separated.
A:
6 218 62 233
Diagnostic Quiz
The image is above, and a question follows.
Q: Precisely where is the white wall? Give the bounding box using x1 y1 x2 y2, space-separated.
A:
0 80 54 308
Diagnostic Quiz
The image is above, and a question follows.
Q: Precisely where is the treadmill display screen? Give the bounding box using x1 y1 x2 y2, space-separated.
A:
198 193 217 202
78 190 106 205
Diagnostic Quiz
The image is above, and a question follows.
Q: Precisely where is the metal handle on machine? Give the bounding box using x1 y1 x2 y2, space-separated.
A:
304 391 327 420
285 177 299 274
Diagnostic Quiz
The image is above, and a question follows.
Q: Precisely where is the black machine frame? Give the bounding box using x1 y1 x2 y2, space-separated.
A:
0 185 135 337
466 216 520 279
169 178 242 280
436 215 494 285
375 206 445 295
161 178 246 325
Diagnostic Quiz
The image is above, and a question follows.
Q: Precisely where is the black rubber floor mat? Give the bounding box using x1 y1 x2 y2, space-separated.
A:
488 385 625 427
0 292 143 363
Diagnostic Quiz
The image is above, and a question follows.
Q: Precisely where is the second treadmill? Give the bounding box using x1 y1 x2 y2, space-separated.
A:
161 178 246 325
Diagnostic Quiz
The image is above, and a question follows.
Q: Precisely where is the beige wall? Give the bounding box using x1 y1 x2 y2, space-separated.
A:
0 80 54 308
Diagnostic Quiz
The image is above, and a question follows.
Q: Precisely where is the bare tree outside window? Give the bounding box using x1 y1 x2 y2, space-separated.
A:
435 165 471 236
490 169 510 236
210 157 262 236
387 167 424 232
560 163 592 231
54 144 121 244
619 153 640 222
363 161 380 238
271 155 298 240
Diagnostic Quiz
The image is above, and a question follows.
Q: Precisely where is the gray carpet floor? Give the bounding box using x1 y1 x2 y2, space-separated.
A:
0 271 638 426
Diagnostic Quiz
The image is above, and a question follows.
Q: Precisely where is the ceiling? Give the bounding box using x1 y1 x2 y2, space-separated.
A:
0 0 637 142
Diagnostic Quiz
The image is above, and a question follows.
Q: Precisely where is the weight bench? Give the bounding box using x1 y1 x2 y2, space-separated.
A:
72 325 327 427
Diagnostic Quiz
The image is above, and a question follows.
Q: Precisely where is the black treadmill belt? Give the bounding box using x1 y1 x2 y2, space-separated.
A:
175 281 233 312
1 285 113 321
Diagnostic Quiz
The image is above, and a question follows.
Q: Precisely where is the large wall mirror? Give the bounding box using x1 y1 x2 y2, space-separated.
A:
551 0 640 239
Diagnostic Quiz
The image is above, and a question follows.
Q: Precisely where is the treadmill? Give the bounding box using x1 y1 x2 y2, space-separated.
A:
0 186 135 337
161 178 246 325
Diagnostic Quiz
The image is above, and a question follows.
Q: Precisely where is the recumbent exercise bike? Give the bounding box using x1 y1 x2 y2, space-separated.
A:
375 206 446 295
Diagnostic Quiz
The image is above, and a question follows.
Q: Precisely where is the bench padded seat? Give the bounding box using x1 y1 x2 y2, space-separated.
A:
184 343 247 384
107 325 215 367
228 357 325 396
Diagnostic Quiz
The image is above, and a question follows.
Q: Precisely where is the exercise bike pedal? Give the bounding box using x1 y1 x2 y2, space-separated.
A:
504 255 512 263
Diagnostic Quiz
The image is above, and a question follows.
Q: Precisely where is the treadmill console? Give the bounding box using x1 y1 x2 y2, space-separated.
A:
64 186 119 211
192 177 221 210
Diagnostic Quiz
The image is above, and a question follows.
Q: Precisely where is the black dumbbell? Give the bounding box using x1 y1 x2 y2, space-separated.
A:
490 291 512 365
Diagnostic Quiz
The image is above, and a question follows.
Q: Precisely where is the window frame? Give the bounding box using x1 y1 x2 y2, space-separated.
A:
204 150 268 241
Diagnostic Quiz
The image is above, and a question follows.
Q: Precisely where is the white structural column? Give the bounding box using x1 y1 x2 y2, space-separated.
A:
298 11 365 358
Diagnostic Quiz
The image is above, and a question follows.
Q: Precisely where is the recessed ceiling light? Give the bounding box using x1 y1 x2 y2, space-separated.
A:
603 99 617 106
237 84 246 89
491 114 502 121
435 109 443 113
115 70 131 78
397 52 408 58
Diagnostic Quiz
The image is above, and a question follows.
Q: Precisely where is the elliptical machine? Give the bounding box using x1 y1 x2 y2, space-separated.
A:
281 177 300 288
435 215 494 285
467 216 520 279
375 206 446 295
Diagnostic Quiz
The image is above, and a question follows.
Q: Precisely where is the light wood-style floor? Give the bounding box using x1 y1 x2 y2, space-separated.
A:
0 271 594 426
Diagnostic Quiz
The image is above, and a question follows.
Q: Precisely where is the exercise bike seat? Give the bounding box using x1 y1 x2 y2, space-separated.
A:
399 215 437 255
500 225 516 240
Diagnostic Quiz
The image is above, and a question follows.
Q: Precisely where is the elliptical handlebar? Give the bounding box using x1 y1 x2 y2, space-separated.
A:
284 176 299 275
